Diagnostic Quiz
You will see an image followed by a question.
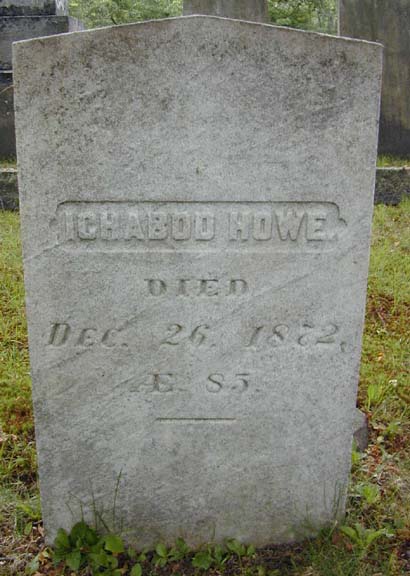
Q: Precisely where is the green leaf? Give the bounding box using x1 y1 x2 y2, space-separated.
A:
104 534 125 554
54 528 70 551
70 521 98 547
155 542 168 558
65 550 82 571
192 550 213 570
89 550 110 569
213 544 226 565
226 539 246 556
366 529 387 546
131 563 142 576
175 537 188 552
24 521 33 536
127 547 137 559
340 525 359 543
25 555 40 575
246 544 256 557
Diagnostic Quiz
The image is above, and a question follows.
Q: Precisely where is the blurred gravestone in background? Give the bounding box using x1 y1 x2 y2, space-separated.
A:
340 0 410 156
0 0 83 158
0 0 68 15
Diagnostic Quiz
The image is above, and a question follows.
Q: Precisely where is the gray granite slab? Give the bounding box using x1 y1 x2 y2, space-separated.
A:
14 16 382 547
5 167 409 211
339 0 410 156
0 0 68 16
183 0 269 22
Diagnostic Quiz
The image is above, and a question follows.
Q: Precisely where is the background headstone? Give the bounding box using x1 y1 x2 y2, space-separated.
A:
0 0 82 158
183 0 269 22
0 0 68 16
0 15 83 69
0 70 14 158
14 16 382 546
339 0 410 156
0 165 18 209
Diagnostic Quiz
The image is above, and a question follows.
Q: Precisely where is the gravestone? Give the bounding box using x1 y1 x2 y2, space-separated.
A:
0 70 14 158
183 0 269 22
339 0 410 156
0 0 82 158
0 0 68 16
14 16 382 546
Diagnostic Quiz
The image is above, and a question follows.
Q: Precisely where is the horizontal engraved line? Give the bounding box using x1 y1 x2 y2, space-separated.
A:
156 417 237 423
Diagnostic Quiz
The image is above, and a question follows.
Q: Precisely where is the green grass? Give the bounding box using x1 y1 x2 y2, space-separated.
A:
0 202 409 575
0 159 16 170
377 155 410 168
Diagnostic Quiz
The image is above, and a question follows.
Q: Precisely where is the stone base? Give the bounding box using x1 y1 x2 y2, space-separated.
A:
0 1 68 16
0 15 84 69
0 70 15 158
0 167 18 210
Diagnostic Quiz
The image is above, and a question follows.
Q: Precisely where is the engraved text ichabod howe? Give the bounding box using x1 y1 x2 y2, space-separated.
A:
56 200 347 251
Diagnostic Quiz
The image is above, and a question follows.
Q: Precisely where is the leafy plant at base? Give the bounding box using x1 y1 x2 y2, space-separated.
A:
130 563 142 576
354 482 381 507
226 538 256 559
52 521 125 574
152 537 190 566
192 541 254 570
340 523 393 558
192 548 214 570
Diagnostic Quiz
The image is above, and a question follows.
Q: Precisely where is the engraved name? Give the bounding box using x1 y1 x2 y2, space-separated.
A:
56 201 346 251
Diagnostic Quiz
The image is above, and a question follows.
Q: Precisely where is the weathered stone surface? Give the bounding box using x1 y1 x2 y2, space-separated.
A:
0 0 68 16
339 0 410 156
6 166 407 212
0 7 83 157
183 0 269 22
0 167 18 209
0 16 83 69
0 70 15 158
14 16 382 547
